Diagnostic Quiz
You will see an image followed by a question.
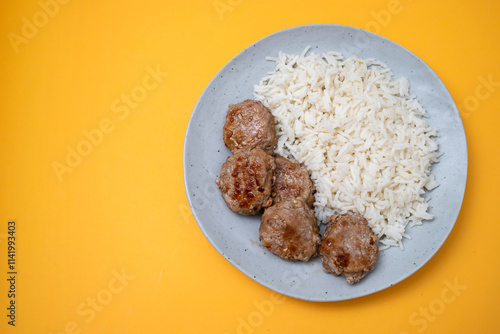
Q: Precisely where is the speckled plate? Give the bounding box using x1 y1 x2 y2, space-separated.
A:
183 24 467 302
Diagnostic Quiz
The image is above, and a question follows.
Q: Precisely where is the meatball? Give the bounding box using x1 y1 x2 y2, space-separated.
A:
259 199 320 261
223 100 277 155
272 157 315 208
319 214 378 284
216 148 275 215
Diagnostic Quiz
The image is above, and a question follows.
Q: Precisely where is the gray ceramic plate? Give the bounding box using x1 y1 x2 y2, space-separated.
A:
183 24 467 302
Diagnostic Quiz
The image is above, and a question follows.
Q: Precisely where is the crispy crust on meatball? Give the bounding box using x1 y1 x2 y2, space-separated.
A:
272 157 315 207
319 214 378 284
223 100 277 155
216 148 275 215
259 199 320 261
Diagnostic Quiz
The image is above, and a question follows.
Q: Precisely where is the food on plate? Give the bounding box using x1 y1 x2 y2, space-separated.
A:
216 148 275 215
214 46 441 285
259 198 320 261
223 99 277 155
319 214 378 284
272 157 315 208
254 48 439 249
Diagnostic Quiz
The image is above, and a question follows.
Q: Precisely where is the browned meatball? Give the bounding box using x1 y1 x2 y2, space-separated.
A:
259 199 320 261
272 157 315 208
223 100 277 155
319 214 378 284
216 148 275 215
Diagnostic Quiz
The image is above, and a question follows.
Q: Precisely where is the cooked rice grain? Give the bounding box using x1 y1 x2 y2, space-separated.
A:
253 48 439 249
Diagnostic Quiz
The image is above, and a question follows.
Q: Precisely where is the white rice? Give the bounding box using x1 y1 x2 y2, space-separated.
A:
253 47 439 250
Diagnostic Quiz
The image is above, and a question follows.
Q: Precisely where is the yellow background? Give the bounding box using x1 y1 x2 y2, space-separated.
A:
1 0 499 333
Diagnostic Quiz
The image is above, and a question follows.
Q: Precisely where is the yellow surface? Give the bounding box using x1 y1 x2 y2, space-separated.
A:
0 0 499 333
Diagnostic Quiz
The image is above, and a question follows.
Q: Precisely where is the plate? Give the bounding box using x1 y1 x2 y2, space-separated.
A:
183 24 467 301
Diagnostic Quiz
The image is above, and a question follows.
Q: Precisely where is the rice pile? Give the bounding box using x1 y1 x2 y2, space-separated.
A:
253 48 439 250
